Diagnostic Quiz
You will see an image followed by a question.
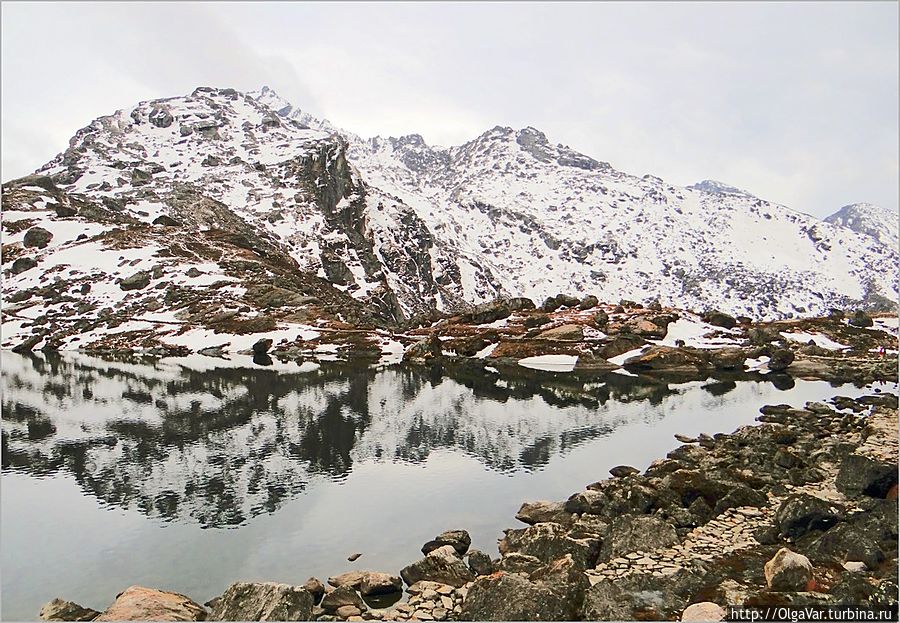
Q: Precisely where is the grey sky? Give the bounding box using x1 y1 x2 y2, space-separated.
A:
2 1 897 218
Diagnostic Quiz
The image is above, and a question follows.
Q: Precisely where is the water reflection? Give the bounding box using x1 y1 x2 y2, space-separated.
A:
3 352 773 528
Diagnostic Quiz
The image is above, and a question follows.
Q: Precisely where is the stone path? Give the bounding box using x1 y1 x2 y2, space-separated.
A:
586 406 894 585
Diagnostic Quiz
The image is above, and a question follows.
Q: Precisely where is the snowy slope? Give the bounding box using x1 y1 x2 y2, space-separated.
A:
3 85 897 336
825 203 898 251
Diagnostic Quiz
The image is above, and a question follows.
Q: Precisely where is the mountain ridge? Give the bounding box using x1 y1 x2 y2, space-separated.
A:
1 85 896 356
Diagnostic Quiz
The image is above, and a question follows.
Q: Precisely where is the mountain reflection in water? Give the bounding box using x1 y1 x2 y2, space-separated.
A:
3 351 745 529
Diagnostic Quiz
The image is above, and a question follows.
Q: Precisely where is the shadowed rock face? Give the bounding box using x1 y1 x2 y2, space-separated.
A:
2 352 703 528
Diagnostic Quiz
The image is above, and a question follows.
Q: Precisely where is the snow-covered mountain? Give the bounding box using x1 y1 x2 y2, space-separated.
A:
2 85 897 344
825 202 898 251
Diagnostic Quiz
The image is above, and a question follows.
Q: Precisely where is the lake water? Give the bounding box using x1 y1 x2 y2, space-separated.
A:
1 351 892 620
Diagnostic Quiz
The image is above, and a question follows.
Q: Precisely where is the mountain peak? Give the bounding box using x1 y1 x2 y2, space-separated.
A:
687 179 754 198
825 202 897 249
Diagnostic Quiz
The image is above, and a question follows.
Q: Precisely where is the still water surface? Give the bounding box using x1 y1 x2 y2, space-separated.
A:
1 352 891 619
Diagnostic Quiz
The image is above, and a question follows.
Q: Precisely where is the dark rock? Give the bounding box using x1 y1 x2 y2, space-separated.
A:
515 500 572 526
131 168 152 185
609 465 640 478
555 294 581 308
403 334 442 363
458 300 511 325
703 310 737 329
579 295 599 310
11 257 38 274
711 347 747 370
23 226 53 249
54 203 78 218
12 335 43 354
497 552 543 575
400 545 475 587
209 581 314 621
421 529 471 556
870 578 899 606
460 572 575 621
830 573 876 604
498 522 597 570
592 310 609 328
600 515 677 561
252 338 273 355
713 485 768 515
849 311 874 328
768 349 795 371
153 215 181 227
836 454 898 499
39 598 100 621
582 569 701 620
467 549 494 576
202 155 221 167
540 297 561 313
149 107 174 128
119 271 151 291
806 523 885 569
523 314 551 329
508 297 536 311
747 326 780 346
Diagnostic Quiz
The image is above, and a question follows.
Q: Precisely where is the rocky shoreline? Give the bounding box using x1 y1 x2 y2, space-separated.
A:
38 388 898 621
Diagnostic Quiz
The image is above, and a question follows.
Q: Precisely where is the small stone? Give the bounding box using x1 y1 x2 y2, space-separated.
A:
337 605 363 618
413 610 434 621
432 608 448 620
843 561 868 573
435 585 453 596
440 596 453 609
348 552 363 562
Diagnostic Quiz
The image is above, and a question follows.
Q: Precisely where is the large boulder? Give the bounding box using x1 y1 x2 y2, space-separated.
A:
208 582 313 621
11 256 38 274
582 569 701 620
622 317 667 339
39 598 100 621
806 523 885 569
467 549 494 576
710 348 747 370
498 522 597 570
515 500 573 526
764 548 813 591
23 226 53 249
774 494 843 539
421 529 471 556
319 586 365 613
623 346 706 370
327 571 402 596
703 311 737 329
119 271 152 291
849 311 874 328
458 300 511 325
400 544 475 588
836 454 898 499
768 349 795 371
95 586 206 621
458 572 577 621
600 515 678 560
579 295 599 310
537 324 584 341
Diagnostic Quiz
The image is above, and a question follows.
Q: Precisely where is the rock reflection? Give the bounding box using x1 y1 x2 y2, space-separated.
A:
2 352 740 528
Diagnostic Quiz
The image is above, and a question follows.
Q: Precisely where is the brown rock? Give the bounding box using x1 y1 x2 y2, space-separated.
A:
681 602 726 621
95 586 206 621
764 548 813 592
537 324 584 341
39 598 100 621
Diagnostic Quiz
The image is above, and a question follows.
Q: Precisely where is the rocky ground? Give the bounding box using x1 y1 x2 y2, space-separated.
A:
38 389 898 621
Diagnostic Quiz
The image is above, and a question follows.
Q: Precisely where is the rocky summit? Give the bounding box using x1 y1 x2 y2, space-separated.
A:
2 86 898 357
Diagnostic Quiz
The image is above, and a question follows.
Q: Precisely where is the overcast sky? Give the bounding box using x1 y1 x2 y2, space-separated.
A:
2 1 897 217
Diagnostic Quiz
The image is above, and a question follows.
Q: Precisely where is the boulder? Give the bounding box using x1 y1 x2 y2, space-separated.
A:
119 271 152 291
327 571 366 589
209 582 314 621
747 326 780 346
11 257 38 274
459 572 577 621
54 203 78 218
39 598 100 621
536 324 584 341
95 586 206 621
555 294 581 308
622 317 667 339
523 314 551 329
609 465 640 478
600 515 677 560
252 338 273 355
849 311 874 328
403 334 442 363
703 311 737 329
768 349 795 371
592 310 609 328
681 602 726 622
774 494 843 539
303 578 325 605
507 297 536 311
807 523 884 569
467 549 494 576
400 545 475 588
319 586 365 613
540 297 561 313
764 548 813 591
359 573 402 596
458 300 511 325
131 169 152 185
582 569 700 620
497 552 544 575
624 345 706 370
514 500 572 526
23 226 53 249
421 529 471 556
710 348 747 370
153 215 181 227
498 522 597 569
149 107 174 128
836 454 898 499
579 295 599 310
